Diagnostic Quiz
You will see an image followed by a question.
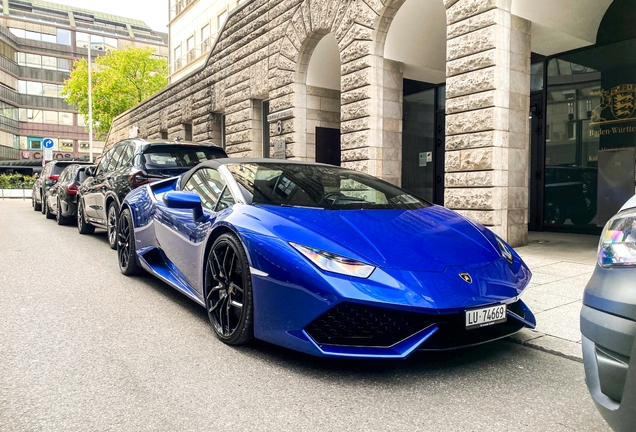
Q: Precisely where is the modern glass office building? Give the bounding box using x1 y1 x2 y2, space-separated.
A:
0 0 167 167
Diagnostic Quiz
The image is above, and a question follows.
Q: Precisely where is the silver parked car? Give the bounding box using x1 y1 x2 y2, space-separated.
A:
581 196 636 432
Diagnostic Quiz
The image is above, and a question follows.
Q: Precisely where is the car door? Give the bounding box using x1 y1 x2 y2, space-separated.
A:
83 150 113 219
93 144 126 223
155 167 235 295
111 143 135 205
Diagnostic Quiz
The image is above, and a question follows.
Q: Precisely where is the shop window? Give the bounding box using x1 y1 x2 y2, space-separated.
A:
60 140 73 152
28 137 42 150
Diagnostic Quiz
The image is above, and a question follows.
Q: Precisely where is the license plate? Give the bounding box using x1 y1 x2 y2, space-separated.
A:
465 304 507 330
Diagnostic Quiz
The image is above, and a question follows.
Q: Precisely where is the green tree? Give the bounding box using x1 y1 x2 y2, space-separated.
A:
62 46 168 137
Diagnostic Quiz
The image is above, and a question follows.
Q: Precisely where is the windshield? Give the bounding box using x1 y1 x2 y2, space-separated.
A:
143 145 226 169
226 162 431 210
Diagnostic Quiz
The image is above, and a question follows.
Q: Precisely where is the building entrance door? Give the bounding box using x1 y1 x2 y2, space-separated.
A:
401 85 445 205
529 93 545 231
315 127 341 166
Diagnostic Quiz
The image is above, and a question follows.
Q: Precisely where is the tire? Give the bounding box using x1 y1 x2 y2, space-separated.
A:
544 202 565 226
204 233 254 345
56 198 70 225
107 202 119 250
40 190 46 214
117 208 140 276
44 197 54 219
32 192 41 211
77 199 95 235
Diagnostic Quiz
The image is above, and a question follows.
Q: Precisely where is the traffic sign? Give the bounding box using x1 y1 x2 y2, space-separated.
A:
43 138 54 149
43 148 53 161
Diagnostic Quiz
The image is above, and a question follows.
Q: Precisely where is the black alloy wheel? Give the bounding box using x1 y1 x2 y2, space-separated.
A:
77 199 95 234
107 203 119 250
56 198 69 225
44 197 54 219
32 193 41 211
204 233 253 345
40 190 46 214
117 208 140 276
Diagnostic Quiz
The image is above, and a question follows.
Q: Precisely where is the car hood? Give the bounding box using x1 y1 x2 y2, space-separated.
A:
254 205 501 272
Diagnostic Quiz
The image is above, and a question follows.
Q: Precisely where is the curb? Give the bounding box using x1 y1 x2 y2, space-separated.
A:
508 328 583 363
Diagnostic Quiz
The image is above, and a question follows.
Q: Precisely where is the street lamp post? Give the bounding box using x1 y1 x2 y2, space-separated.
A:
87 35 94 163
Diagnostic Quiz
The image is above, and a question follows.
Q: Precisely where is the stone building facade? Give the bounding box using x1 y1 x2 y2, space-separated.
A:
105 0 620 247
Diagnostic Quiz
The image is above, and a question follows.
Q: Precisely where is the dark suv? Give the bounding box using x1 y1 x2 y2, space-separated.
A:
32 160 89 213
77 138 227 249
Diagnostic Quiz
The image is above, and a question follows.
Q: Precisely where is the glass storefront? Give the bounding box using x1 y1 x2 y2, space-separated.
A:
539 36 636 231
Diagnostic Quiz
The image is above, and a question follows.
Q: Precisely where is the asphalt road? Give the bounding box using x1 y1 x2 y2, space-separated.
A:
0 199 609 431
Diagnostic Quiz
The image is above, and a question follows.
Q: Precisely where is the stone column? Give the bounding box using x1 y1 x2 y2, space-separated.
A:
340 53 403 186
443 0 531 247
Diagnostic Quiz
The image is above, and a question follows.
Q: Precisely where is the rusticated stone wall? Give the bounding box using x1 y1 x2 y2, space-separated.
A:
106 0 532 245
443 0 530 246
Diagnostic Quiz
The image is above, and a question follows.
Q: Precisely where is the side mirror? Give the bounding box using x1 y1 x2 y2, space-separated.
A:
163 191 204 221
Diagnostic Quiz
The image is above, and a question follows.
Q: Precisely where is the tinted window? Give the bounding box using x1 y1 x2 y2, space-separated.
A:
96 151 113 175
182 168 229 211
142 145 226 169
106 144 126 171
226 163 431 210
76 168 88 184
52 163 70 176
119 144 135 168
58 166 73 183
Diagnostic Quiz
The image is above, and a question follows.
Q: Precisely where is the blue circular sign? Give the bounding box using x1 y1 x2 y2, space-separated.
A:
43 138 54 149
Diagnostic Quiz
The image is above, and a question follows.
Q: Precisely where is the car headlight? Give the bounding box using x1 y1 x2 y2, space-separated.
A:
289 242 375 278
495 236 514 264
599 209 636 267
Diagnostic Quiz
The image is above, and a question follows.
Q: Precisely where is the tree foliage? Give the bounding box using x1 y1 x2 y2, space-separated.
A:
62 46 168 137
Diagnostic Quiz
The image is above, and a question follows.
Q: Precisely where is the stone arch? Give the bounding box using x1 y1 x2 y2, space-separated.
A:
269 0 346 162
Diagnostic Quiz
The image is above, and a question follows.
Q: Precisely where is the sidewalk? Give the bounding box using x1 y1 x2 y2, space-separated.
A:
511 231 600 361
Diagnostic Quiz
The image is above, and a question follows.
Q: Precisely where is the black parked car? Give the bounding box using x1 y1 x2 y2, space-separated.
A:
544 165 597 226
581 195 636 432
32 160 86 213
43 163 92 224
77 138 227 249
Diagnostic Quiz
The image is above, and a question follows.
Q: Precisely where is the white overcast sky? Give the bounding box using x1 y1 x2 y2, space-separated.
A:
52 0 169 32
